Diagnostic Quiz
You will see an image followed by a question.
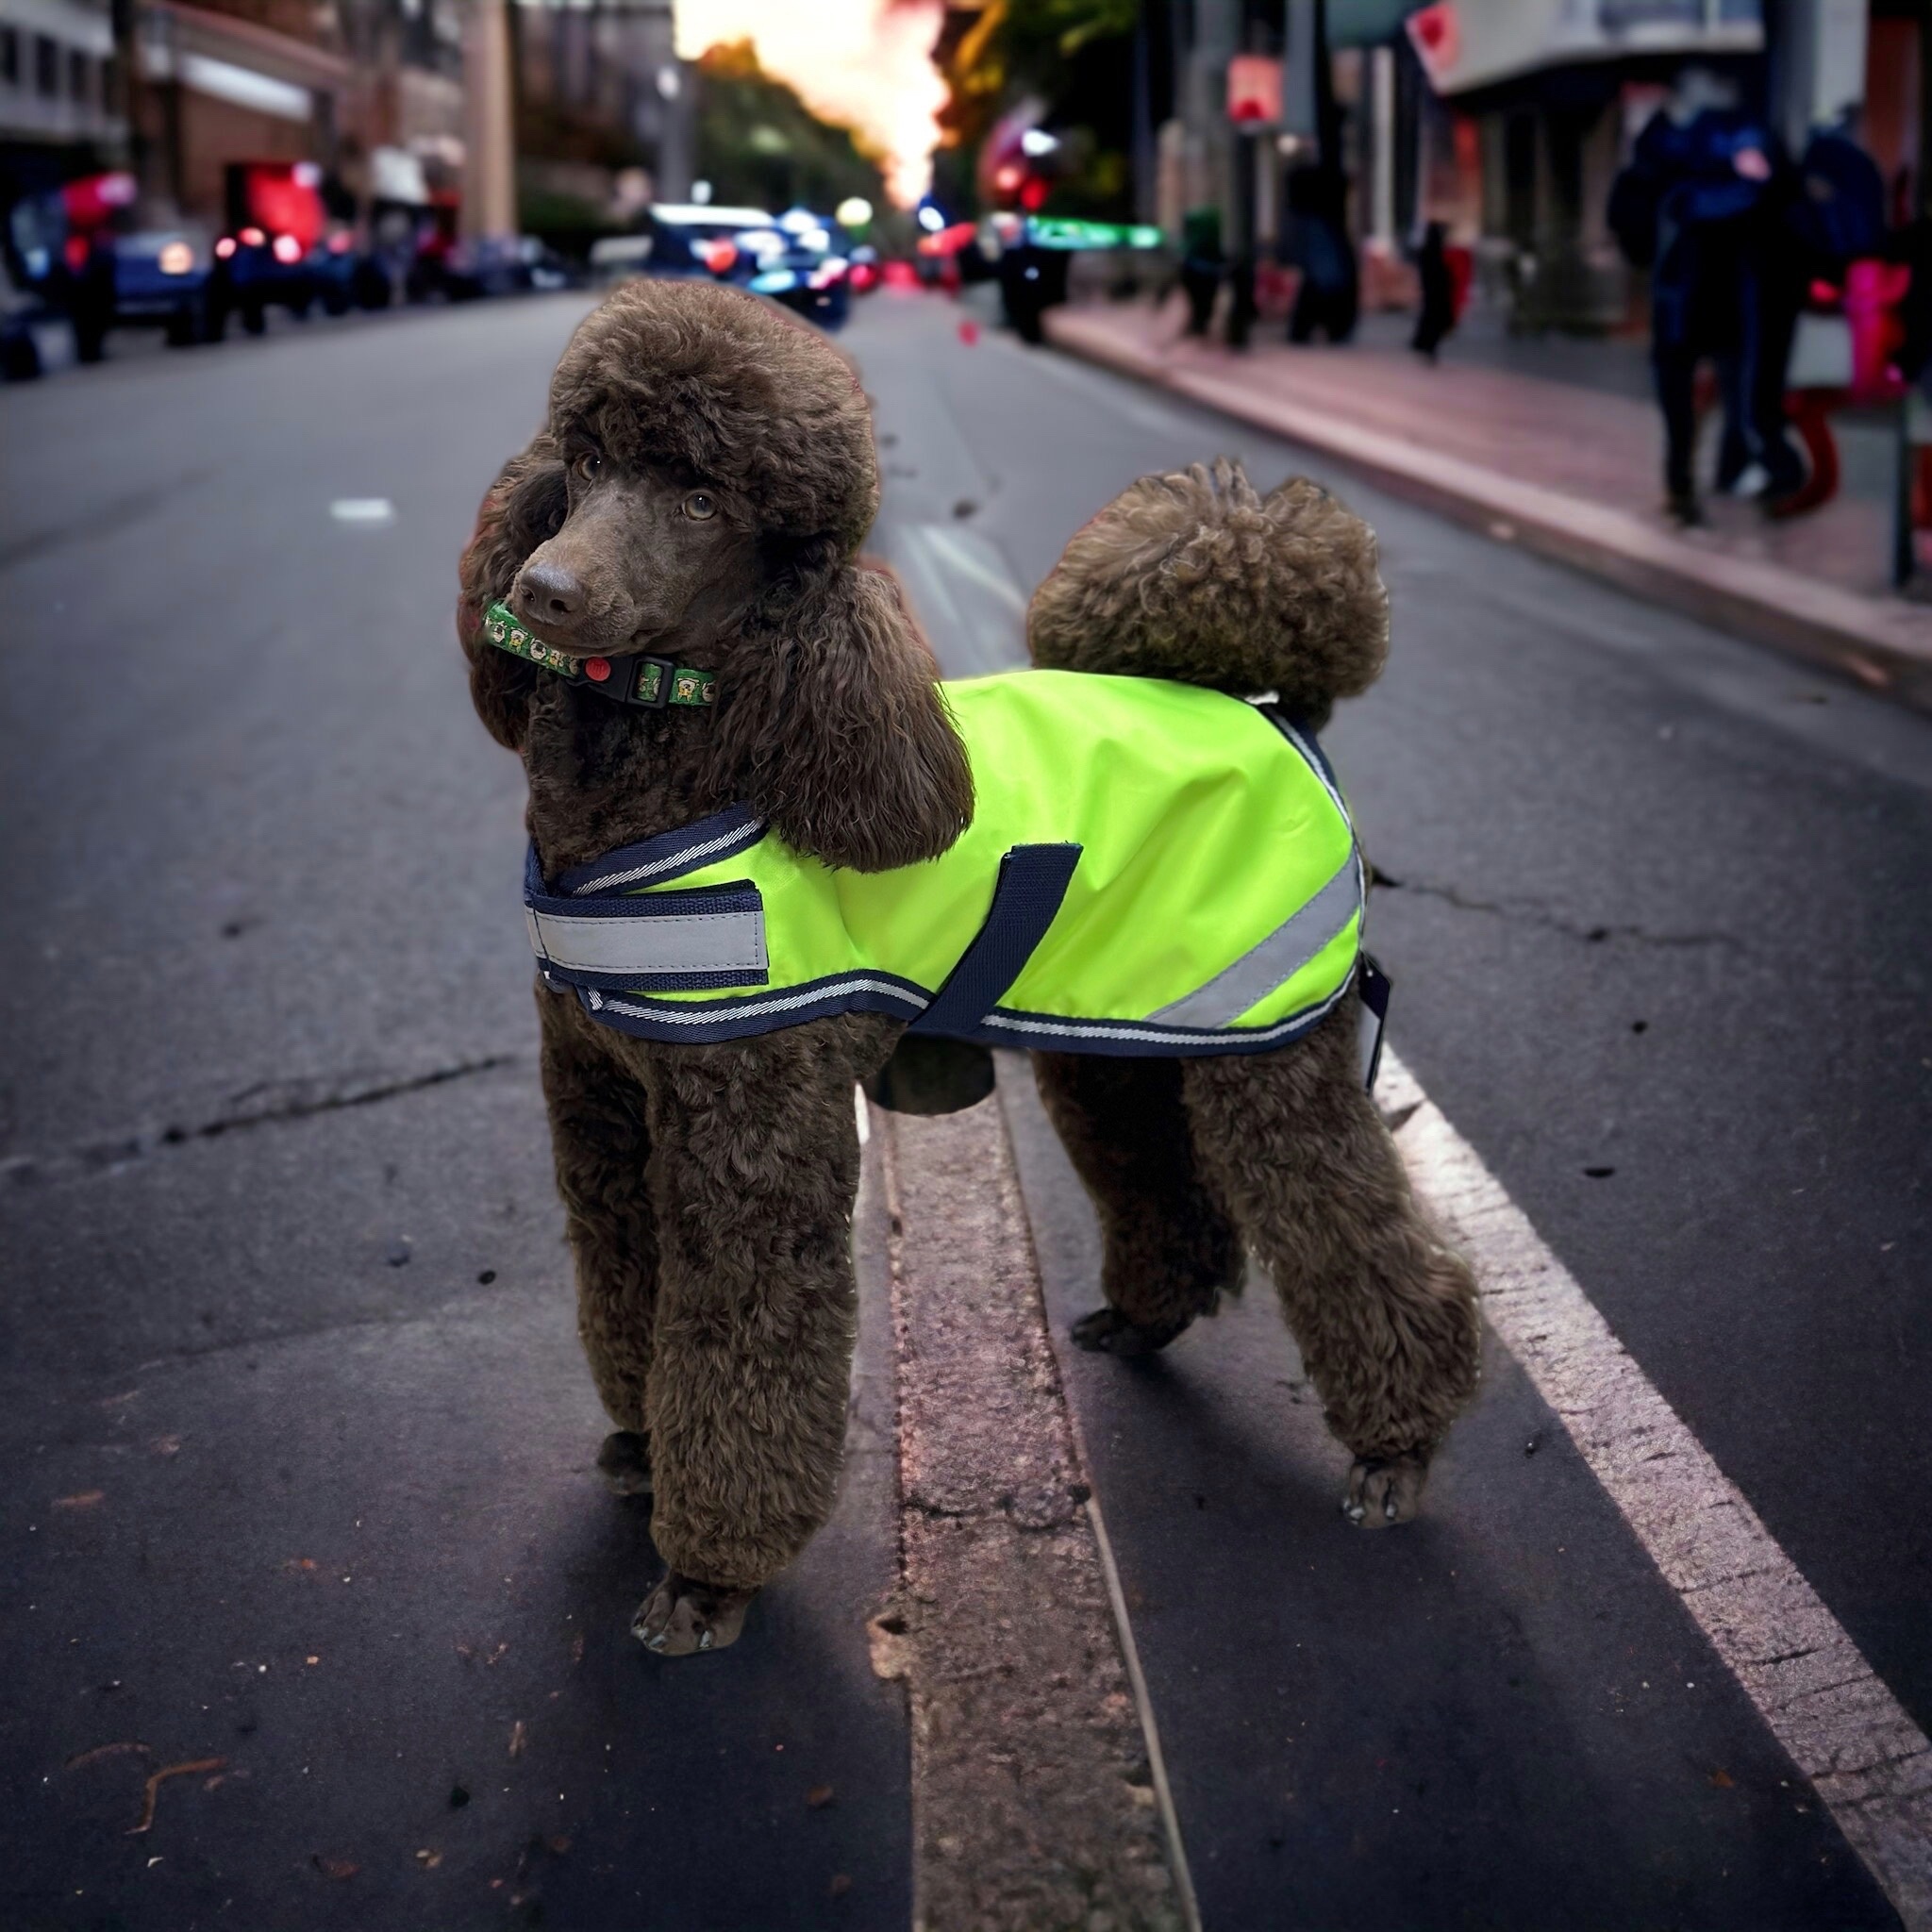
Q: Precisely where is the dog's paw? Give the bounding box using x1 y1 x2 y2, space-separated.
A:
1070 1306 1191 1357
631 1571 756 1657
596 1430 653 1497
1342 1452 1429 1528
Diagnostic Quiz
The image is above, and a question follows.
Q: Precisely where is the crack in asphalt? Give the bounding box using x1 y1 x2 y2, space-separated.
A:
1374 873 1742 952
0 468 215 573
2 1054 519 1184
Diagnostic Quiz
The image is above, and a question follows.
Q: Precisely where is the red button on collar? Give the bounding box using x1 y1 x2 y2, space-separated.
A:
585 657 611 682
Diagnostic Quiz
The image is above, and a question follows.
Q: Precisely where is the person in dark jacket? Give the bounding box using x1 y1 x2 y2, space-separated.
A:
1411 221 1457 361
1177 208 1224 338
1285 161 1358 343
1609 69 1792 522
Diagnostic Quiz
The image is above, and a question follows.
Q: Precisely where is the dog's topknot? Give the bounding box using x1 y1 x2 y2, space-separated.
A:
1026 459 1389 724
548 280 879 555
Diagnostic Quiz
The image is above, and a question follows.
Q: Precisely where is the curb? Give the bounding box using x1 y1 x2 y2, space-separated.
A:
1044 308 1932 717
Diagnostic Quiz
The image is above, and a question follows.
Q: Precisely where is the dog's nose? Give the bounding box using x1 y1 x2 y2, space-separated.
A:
516 563 586 629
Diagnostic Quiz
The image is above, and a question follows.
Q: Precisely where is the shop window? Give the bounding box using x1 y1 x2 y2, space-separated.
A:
35 33 58 97
1 25 19 87
69 48 90 103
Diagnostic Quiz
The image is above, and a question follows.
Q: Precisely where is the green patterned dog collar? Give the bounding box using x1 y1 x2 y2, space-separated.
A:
482 601 718 710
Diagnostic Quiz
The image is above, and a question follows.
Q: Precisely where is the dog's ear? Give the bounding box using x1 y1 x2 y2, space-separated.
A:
711 559 973 872
456 438 569 752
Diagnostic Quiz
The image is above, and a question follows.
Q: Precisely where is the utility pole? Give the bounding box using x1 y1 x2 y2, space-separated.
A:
462 0 518 241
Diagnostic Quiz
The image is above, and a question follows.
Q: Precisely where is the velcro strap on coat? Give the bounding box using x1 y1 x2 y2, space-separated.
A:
524 845 767 991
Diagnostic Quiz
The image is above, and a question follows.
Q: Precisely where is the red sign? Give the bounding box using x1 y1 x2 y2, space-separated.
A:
1227 55 1283 126
1406 4 1460 87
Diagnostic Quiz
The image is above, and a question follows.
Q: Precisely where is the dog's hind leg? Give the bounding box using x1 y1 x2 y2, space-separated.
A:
1180 1005 1481 1526
538 989 658 1496
627 1016 887 1657
1034 1052 1241 1357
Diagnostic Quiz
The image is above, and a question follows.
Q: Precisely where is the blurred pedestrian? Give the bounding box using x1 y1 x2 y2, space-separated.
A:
1609 67 1789 524
997 233 1066 346
1177 208 1224 338
1284 162 1357 344
1410 221 1457 361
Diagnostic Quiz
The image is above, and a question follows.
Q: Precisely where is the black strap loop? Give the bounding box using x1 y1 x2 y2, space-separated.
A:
910 843 1082 1039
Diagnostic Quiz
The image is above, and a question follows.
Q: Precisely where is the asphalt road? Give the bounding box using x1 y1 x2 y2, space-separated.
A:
2 287 1928 1931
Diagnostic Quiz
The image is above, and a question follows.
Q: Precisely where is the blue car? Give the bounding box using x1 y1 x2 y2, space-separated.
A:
67 229 218 357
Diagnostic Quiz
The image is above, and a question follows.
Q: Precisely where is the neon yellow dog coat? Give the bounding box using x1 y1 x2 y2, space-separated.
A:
523 669 1365 1058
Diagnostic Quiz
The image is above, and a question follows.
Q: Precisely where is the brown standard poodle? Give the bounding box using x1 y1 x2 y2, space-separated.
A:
457 281 1481 1656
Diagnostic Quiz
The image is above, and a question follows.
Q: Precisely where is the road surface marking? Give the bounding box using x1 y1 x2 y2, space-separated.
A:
329 498 394 525
1380 1047 1932 1929
875 1095 1195 1932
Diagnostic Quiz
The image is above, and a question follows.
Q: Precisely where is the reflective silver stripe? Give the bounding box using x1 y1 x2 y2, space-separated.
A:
1147 848 1361 1030
600 975 929 1025
983 972 1354 1048
527 906 767 976
569 819 767 895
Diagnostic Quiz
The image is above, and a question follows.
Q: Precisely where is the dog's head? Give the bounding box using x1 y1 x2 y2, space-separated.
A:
1026 459 1389 727
458 283 972 872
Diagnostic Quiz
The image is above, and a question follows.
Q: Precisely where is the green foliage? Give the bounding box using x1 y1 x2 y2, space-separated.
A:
692 42 889 216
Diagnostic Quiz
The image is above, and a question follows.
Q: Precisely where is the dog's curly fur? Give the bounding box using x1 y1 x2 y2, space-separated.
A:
458 282 1480 1654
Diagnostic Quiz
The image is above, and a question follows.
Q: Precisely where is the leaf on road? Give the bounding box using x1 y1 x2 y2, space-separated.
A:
806 1784 834 1808
508 1721 527 1758
830 1874 853 1897
1709 1769 1736 1789
415 1848 443 1869
126 1757 225 1835
311 1855 359 1880
54 1491 105 1509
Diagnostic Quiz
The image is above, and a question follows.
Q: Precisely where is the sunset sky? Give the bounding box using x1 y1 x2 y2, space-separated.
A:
674 0 949 205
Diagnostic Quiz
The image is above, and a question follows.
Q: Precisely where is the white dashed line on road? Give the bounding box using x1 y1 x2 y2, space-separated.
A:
1381 1048 1932 1930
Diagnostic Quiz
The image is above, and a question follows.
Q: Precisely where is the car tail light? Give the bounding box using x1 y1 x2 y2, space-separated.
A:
215 236 237 259
64 235 91 273
272 233 302 264
327 232 353 255
808 256 848 290
158 241 195 275
240 226 266 247
700 238 739 275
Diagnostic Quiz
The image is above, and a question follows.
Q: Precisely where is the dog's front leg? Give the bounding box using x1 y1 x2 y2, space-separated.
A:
627 1022 871 1656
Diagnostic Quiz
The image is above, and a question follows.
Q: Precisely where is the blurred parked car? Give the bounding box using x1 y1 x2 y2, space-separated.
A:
745 208 855 330
2 249 43 378
209 162 387 331
86 229 219 350
637 204 776 288
436 234 576 302
7 173 215 358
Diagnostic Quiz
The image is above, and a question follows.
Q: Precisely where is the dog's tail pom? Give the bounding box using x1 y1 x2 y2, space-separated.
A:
1026 458 1389 724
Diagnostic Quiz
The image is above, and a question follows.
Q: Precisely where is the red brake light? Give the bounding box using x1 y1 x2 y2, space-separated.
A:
215 236 237 259
240 226 266 247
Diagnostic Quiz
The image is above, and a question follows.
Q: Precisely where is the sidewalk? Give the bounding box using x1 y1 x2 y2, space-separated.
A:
1043 294 1932 714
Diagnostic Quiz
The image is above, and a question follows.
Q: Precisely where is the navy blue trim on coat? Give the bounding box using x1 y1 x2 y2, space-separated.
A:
550 807 768 897
564 962 1362 1056
567 970 933 1044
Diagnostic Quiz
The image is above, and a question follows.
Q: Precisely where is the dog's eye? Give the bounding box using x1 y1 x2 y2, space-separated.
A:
683 491 717 522
574 450 602 480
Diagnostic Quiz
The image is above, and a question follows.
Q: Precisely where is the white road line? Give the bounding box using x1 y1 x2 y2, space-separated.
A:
1381 1048 1932 1929
1085 1495 1204 1932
